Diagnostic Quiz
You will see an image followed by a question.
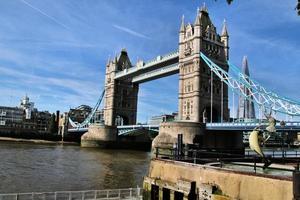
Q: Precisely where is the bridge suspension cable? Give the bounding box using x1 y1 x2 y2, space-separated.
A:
68 89 105 129
200 52 300 116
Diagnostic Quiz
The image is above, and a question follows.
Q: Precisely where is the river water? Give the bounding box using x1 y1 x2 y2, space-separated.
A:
0 141 151 193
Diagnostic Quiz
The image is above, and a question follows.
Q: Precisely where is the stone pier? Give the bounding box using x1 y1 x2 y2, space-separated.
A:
152 121 244 155
152 121 204 149
81 124 117 148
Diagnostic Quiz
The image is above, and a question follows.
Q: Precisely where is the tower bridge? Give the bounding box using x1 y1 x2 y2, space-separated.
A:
67 5 300 150
103 6 230 127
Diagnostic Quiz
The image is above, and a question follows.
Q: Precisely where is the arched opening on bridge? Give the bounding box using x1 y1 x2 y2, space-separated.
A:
115 115 129 126
203 107 220 123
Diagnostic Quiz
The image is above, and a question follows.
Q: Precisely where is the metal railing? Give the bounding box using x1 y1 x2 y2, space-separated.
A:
154 146 300 174
245 149 300 158
0 188 143 200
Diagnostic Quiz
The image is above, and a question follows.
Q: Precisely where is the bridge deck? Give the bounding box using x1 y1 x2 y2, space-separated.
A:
69 122 300 133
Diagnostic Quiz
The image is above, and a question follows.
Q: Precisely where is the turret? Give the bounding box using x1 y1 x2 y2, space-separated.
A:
194 8 201 54
194 8 201 37
179 15 185 59
221 19 229 60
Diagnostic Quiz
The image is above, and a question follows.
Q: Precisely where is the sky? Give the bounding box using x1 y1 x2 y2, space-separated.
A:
0 0 299 123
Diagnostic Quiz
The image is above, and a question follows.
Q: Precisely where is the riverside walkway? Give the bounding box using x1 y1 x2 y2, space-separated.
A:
0 188 143 200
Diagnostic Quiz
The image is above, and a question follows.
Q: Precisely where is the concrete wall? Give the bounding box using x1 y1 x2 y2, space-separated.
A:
144 159 293 200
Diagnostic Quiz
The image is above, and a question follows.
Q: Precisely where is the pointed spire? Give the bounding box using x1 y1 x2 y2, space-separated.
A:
200 2 208 13
221 19 229 37
180 15 185 32
242 56 250 76
194 7 201 25
106 55 112 65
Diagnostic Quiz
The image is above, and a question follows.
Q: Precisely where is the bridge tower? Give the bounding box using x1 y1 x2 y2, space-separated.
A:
103 49 139 126
178 5 229 123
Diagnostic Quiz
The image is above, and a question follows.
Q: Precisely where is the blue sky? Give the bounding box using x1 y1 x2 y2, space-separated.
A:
0 0 299 122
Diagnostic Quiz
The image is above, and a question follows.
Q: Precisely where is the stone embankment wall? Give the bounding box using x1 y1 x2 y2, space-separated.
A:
144 159 293 200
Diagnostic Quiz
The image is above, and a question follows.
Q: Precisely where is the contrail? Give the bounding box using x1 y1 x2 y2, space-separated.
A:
20 0 69 30
113 24 150 40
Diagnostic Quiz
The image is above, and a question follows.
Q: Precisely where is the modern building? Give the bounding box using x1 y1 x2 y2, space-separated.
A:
0 95 53 135
237 56 256 121
65 105 104 129
0 106 24 127
148 113 178 125
68 105 92 124
35 111 52 134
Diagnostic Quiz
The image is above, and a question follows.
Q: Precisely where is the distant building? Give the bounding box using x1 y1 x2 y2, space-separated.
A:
237 56 256 121
69 105 92 124
66 105 104 129
0 95 52 135
20 95 34 120
35 111 52 134
0 106 23 127
58 112 69 136
148 112 178 125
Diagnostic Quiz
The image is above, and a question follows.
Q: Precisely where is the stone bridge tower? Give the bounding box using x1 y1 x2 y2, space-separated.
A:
178 6 229 123
103 49 139 126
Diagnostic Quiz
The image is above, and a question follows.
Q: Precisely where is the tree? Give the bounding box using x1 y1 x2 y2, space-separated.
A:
221 0 300 15
297 0 300 15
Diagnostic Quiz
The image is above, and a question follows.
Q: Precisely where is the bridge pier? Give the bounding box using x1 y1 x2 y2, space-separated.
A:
152 121 205 150
81 124 117 148
152 121 244 155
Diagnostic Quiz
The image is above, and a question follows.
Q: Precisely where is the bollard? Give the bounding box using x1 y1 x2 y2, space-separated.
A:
293 171 300 200
177 134 183 159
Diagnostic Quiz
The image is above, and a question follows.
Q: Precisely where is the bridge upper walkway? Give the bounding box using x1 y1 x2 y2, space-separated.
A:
114 51 179 83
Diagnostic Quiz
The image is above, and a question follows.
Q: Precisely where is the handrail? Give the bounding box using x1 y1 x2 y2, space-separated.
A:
0 187 143 200
154 146 300 174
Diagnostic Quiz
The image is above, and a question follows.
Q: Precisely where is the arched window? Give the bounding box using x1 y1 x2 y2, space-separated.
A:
187 101 190 114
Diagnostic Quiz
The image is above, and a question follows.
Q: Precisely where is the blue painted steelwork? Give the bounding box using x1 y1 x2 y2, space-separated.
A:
68 51 300 133
200 52 300 116
117 124 159 135
68 124 159 135
206 122 300 131
68 89 105 129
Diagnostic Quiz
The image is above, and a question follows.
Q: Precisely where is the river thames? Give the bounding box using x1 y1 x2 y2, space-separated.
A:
0 141 151 193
